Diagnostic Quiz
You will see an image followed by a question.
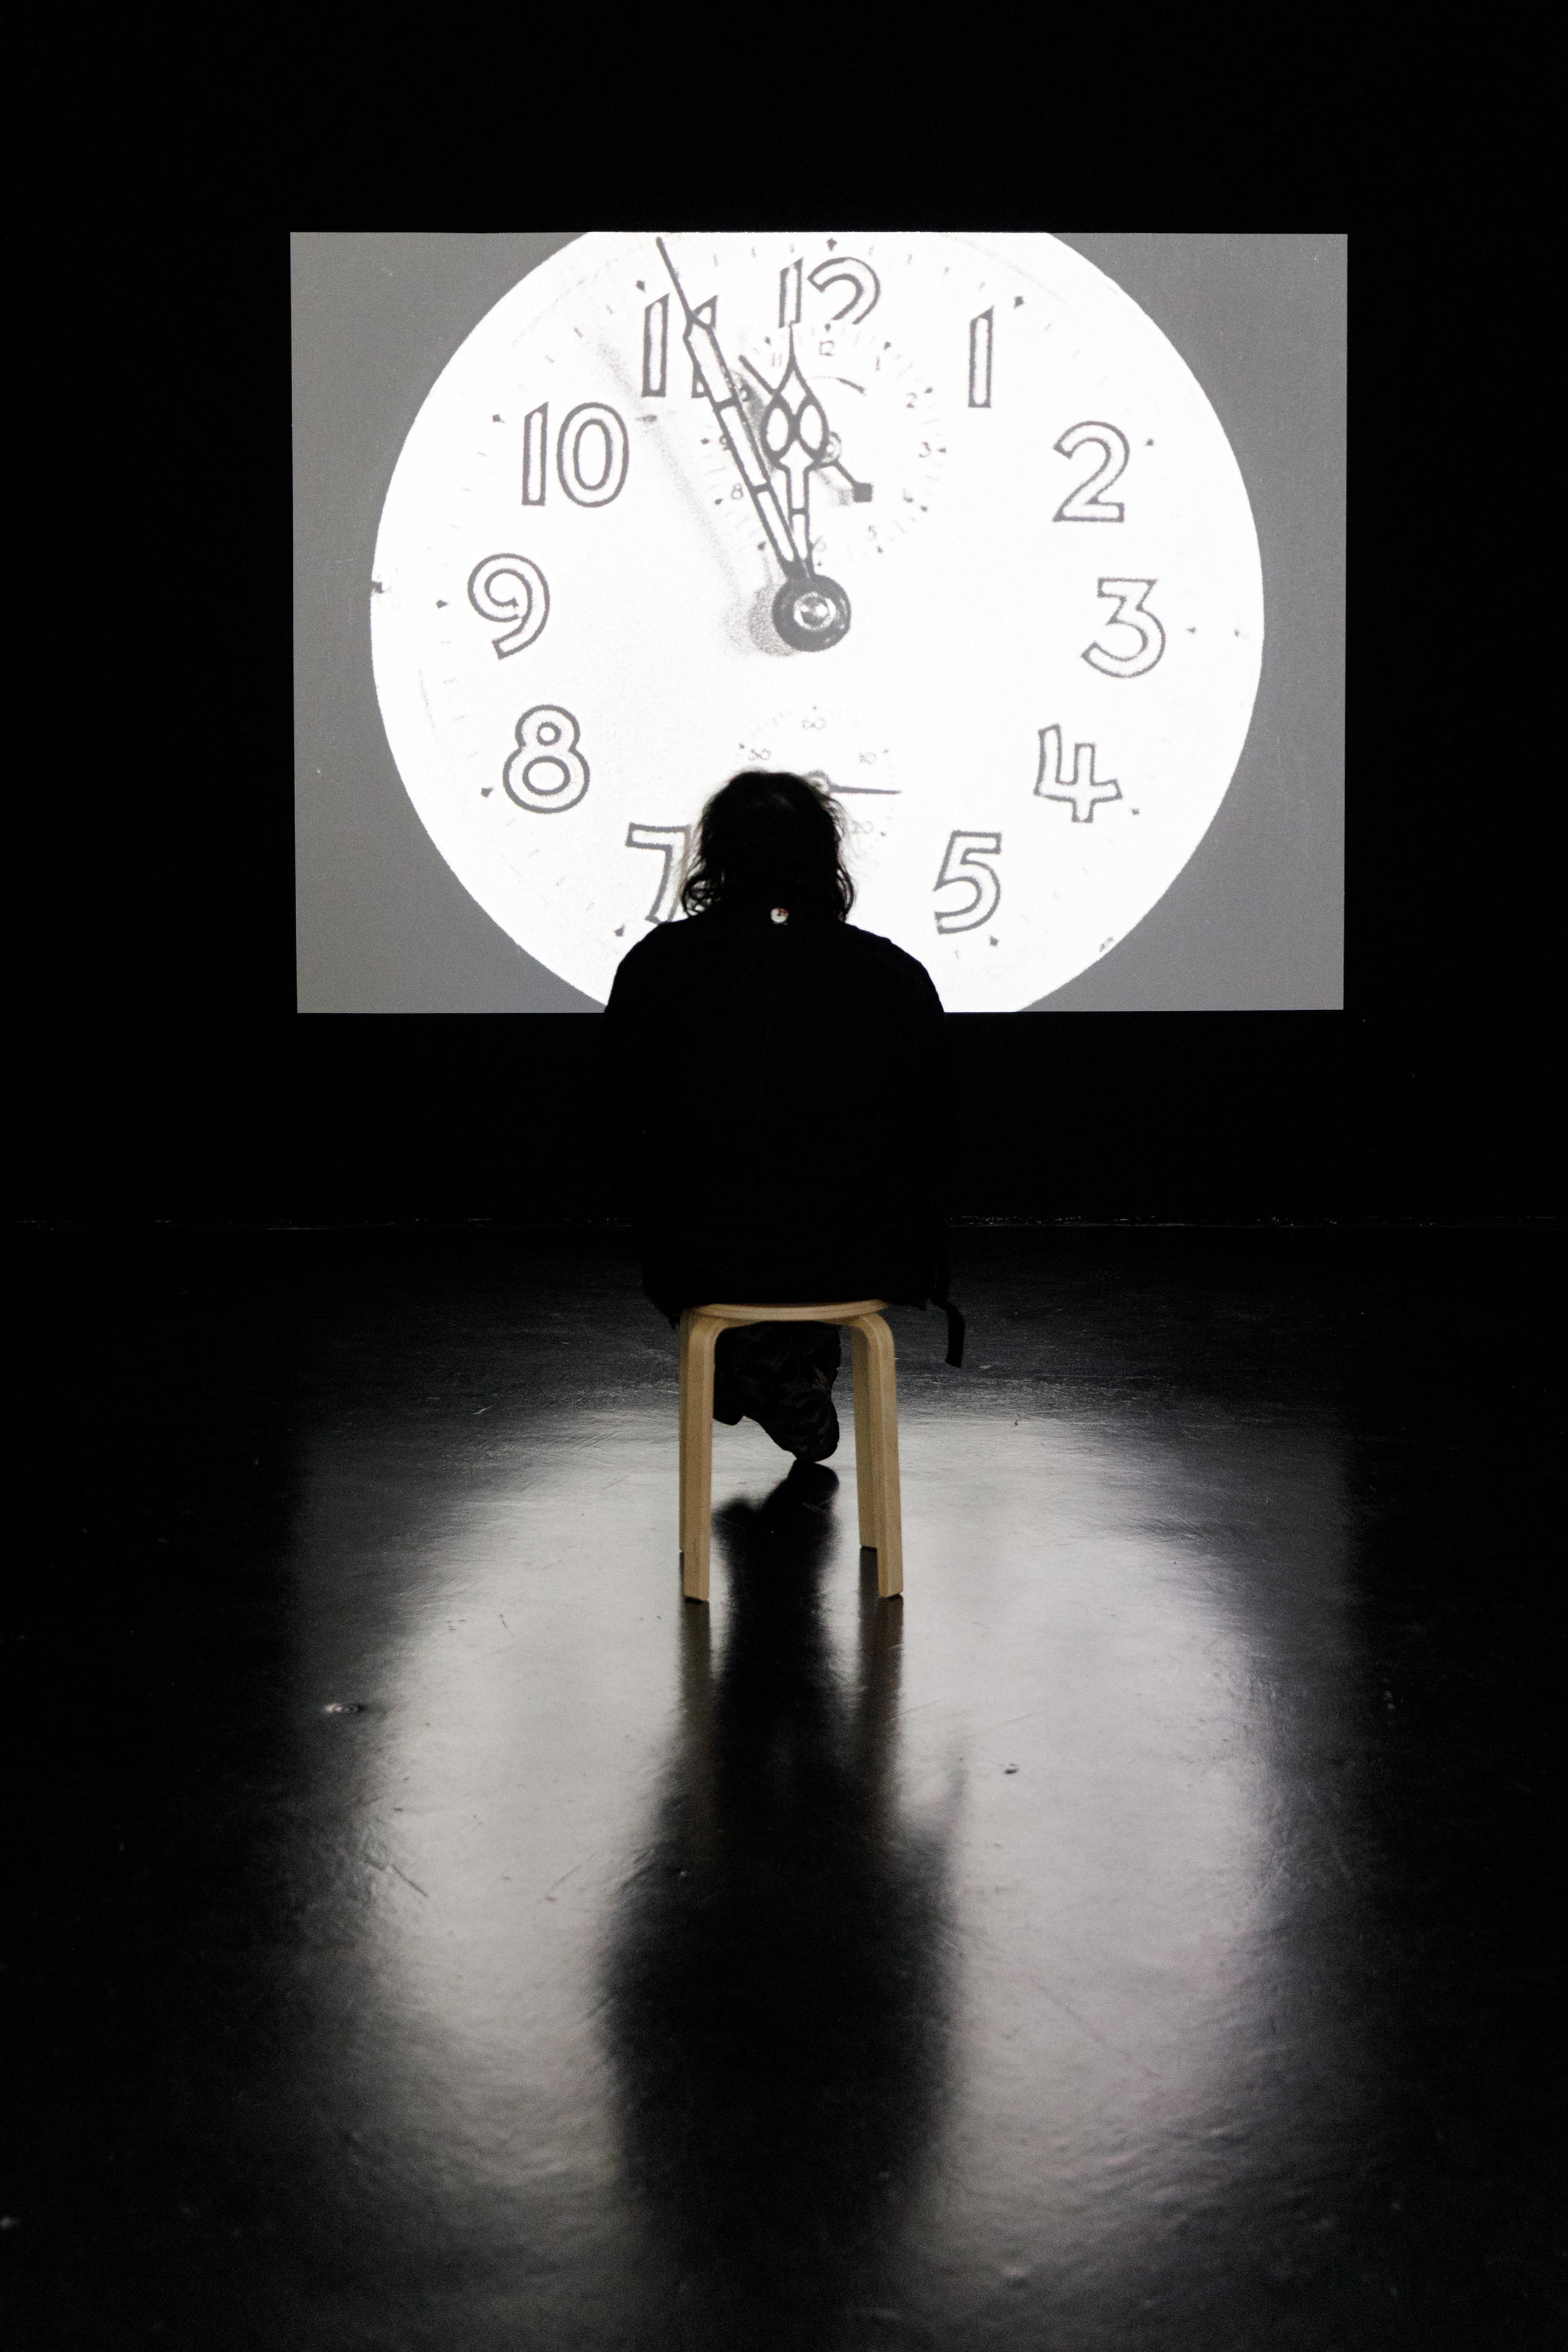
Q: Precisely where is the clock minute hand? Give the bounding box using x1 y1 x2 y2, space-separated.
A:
655 239 807 583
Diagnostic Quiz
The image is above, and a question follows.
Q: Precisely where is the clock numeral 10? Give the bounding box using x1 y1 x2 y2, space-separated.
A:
934 831 1002 934
467 554 550 657
626 824 690 923
520 402 630 506
1083 579 1165 677
1035 726 1121 822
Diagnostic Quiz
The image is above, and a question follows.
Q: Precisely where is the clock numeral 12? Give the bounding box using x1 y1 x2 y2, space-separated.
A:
520 402 630 506
626 824 690 923
1083 579 1165 677
1035 725 1121 822
934 831 1002 934
467 554 549 657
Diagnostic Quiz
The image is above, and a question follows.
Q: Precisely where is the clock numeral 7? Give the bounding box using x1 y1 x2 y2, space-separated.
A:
520 401 630 506
934 831 1002 934
625 824 690 923
467 554 550 656
1082 579 1165 677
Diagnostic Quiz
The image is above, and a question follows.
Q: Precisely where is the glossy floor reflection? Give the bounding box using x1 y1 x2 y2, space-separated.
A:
11 1228 1558 2349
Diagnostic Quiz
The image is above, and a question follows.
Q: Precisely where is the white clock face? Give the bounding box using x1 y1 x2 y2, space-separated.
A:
370 233 1263 1010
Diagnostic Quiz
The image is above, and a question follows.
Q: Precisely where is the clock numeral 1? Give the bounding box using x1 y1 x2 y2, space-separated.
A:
522 402 549 506
467 554 550 657
625 823 690 923
1053 422 1129 522
503 705 589 814
642 295 669 397
934 830 1002 934
778 259 802 328
1083 579 1165 678
1034 725 1121 822
968 309 994 409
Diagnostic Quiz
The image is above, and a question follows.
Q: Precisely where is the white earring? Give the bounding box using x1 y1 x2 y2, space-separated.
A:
770 907 788 924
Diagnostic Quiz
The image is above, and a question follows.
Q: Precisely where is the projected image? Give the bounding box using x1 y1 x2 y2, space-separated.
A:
369 233 1265 1013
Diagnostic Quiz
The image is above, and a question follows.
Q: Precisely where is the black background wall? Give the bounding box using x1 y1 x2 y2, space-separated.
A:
18 227 1551 1235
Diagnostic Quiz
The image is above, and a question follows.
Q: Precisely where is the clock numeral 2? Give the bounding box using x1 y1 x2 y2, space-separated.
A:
467 554 549 657
626 824 690 923
934 831 1002 934
1035 726 1121 822
968 309 994 409
1053 422 1129 522
520 402 630 506
1083 579 1165 677
807 256 880 323
503 705 589 814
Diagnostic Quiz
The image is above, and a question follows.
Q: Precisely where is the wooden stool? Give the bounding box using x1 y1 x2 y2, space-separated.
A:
677 1300 902 1603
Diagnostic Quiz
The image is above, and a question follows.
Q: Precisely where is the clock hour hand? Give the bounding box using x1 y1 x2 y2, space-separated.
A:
655 240 851 653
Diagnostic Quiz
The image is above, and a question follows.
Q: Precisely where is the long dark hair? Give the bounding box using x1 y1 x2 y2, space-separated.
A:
680 771 854 922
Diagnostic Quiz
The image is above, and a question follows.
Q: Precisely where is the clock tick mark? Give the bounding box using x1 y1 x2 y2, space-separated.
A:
436 599 447 608
493 414 504 423
370 580 384 594
1014 296 1024 307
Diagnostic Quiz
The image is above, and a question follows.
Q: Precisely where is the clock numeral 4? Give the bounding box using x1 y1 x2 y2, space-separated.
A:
626 824 690 923
467 554 550 657
503 705 589 814
519 402 630 506
934 831 1002 934
1083 579 1165 677
1034 726 1121 822
1053 423 1129 522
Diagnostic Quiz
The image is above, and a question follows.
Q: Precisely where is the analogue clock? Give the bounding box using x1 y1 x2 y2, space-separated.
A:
370 233 1263 1011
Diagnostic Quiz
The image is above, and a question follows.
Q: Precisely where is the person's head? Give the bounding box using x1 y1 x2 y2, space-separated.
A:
680 770 854 923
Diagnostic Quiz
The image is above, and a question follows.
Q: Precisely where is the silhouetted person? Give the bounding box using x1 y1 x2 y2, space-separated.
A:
603 771 962 1461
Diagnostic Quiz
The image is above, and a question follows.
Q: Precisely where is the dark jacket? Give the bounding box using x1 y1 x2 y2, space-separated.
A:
602 906 962 1360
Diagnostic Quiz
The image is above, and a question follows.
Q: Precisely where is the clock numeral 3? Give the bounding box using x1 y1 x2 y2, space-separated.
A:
1053 423 1129 522
1034 725 1121 822
625 824 690 923
467 554 550 657
1083 579 1165 678
503 705 589 814
934 831 1002 934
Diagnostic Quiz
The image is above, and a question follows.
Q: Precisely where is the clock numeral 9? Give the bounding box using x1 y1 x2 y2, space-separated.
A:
503 705 589 814
519 401 630 507
625 824 690 923
934 831 1002 934
1083 579 1165 678
1053 423 1129 522
467 554 550 657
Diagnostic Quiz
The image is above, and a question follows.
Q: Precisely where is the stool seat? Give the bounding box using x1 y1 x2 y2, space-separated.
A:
677 1301 904 1602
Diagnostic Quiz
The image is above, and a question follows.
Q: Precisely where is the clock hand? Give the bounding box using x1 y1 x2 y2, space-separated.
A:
656 240 852 653
656 239 805 582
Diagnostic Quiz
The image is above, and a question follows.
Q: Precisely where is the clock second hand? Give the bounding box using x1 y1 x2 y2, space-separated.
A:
656 239 806 584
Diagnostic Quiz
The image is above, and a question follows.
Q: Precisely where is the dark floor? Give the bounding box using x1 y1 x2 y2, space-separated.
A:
5 1225 1561 2350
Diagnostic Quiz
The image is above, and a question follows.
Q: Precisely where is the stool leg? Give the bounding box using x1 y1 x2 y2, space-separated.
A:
678 1312 723 1601
852 1313 903 1598
850 1322 878 1552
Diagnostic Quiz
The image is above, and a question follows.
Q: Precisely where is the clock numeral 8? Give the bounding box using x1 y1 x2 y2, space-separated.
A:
934 831 1002 934
467 554 550 657
503 706 589 814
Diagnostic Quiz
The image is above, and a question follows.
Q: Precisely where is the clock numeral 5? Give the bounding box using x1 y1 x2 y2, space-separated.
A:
520 401 630 507
1083 579 1165 678
626 824 690 923
934 831 1002 934
503 706 589 814
1035 725 1121 822
467 554 550 657
1053 423 1129 522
